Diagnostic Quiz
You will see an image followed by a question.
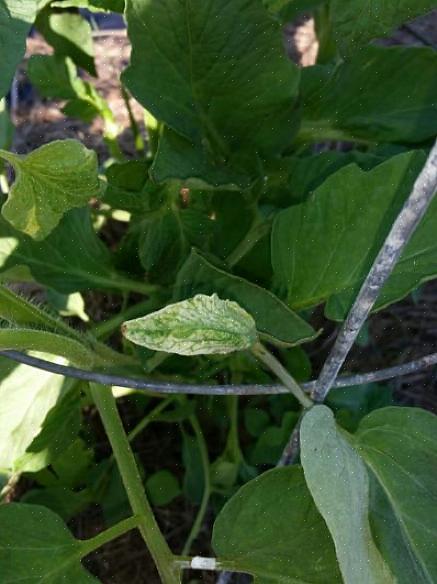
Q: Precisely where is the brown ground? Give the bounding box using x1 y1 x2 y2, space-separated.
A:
8 10 437 584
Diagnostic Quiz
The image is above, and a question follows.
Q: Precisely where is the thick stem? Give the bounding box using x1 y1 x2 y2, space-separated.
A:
252 342 313 408
79 516 139 556
89 383 180 584
312 139 437 403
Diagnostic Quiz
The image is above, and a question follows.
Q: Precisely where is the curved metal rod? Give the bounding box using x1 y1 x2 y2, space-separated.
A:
1 349 436 395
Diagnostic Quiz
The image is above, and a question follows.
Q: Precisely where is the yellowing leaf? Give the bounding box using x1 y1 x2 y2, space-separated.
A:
0 140 103 240
122 294 257 356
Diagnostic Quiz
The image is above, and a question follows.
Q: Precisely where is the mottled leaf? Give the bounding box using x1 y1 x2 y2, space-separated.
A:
122 294 257 356
300 405 394 584
174 250 316 347
0 140 103 240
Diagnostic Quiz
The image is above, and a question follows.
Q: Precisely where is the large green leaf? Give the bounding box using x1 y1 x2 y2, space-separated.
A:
299 46 437 145
0 504 98 583
0 99 13 150
0 356 79 474
0 0 36 98
330 0 436 55
123 293 257 356
123 0 300 185
271 150 437 316
36 9 96 75
212 466 342 583
0 208 123 293
0 140 103 240
300 405 394 584
354 407 437 583
174 250 316 347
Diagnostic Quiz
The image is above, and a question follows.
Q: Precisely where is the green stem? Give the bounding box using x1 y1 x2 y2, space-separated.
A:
127 397 174 443
121 85 145 155
89 383 180 584
226 218 272 268
182 415 211 555
92 296 164 339
110 275 161 296
0 329 94 367
79 516 139 556
252 342 313 409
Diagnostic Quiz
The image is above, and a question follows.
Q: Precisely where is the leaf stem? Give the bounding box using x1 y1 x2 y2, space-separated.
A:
312 138 437 403
251 342 313 409
89 383 180 584
226 218 272 268
182 415 211 555
79 516 140 556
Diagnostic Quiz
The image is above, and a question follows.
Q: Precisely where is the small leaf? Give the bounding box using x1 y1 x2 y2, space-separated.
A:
122 294 257 356
300 405 394 584
0 503 98 583
0 140 103 240
146 470 181 506
212 466 342 583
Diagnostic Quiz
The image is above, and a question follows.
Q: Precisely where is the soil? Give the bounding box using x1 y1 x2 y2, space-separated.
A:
7 9 437 584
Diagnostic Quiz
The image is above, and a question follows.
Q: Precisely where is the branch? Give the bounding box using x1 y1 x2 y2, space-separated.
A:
312 140 437 403
1 349 437 395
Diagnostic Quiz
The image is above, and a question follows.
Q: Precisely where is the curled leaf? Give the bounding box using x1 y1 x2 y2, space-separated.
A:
122 294 257 356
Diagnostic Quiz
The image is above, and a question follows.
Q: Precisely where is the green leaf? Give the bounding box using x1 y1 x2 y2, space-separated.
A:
123 294 257 356
249 410 298 466
0 0 36 99
212 466 342 583
103 160 160 214
27 54 79 100
175 250 316 347
0 99 13 151
299 46 437 144
123 0 300 185
0 208 121 293
0 140 103 240
272 150 437 315
354 407 437 583
139 209 189 284
0 356 78 474
21 486 92 521
0 503 99 583
146 470 181 506
36 9 96 75
300 405 394 584
47 289 89 322
330 0 436 55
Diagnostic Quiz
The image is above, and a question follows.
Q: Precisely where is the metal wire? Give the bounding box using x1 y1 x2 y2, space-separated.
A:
1 349 437 395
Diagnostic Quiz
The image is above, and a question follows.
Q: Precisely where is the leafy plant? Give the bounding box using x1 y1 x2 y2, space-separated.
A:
0 1 436 583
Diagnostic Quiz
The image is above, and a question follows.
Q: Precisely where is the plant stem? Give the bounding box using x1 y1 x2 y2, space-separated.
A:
89 383 180 584
79 516 140 556
121 84 145 154
127 397 174 443
182 415 211 555
226 218 272 268
312 138 437 403
251 342 313 409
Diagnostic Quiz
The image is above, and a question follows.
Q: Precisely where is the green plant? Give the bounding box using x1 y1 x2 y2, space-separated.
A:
0 1 436 583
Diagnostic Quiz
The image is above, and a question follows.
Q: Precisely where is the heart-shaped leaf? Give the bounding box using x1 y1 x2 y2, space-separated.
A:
0 140 103 240
122 294 257 356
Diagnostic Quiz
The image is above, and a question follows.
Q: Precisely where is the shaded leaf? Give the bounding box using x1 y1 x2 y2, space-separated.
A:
299 46 437 144
0 503 98 583
0 140 103 240
0 208 121 293
122 294 257 356
146 470 181 506
212 466 342 583
300 405 394 584
175 250 316 347
330 0 436 55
